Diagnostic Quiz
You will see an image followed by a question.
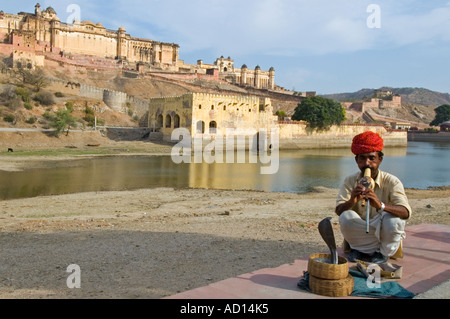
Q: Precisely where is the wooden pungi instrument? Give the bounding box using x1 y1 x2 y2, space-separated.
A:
360 168 375 234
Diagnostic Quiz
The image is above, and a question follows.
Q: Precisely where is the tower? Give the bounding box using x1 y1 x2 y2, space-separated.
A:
254 65 261 89
35 3 41 16
117 26 126 59
269 67 275 90
240 64 248 86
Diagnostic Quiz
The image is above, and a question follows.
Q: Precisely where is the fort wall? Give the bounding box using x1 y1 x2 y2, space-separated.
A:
277 122 407 149
146 93 407 149
48 78 149 119
408 131 450 142
342 92 402 113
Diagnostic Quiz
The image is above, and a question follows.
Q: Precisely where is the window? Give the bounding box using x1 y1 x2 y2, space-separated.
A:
209 121 217 134
196 121 205 134
156 114 163 128
174 114 180 128
165 114 172 128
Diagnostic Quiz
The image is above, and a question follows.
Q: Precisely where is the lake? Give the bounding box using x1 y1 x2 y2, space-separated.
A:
0 141 448 200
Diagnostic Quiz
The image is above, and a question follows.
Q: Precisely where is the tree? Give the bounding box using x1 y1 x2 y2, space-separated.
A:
292 96 346 129
275 110 287 121
430 104 450 126
49 109 77 136
29 68 49 92
13 63 49 91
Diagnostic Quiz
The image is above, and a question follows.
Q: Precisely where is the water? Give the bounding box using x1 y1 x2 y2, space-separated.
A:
0 141 448 200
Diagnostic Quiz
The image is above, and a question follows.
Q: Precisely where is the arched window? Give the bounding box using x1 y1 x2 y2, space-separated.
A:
165 114 172 128
196 120 205 134
209 121 217 134
156 114 163 128
174 114 180 128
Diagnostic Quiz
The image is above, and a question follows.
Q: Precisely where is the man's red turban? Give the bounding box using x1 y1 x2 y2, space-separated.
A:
351 131 384 155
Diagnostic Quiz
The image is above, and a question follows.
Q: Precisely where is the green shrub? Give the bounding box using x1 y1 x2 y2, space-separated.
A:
65 101 74 113
83 113 95 126
26 116 36 124
15 87 31 103
24 102 33 110
83 106 96 126
84 106 94 115
54 92 65 97
3 114 15 123
33 91 55 106
43 111 54 121
96 118 105 126
50 109 77 136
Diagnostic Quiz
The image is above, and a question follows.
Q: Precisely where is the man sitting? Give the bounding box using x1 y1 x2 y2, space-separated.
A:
335 131 412 264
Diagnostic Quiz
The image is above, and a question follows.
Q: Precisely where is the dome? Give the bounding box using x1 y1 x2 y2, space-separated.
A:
45 6 56 14
81 20 95 26
241 64 247 69
255 65 261 70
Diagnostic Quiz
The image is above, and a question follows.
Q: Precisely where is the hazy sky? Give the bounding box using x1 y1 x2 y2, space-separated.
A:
4 1 450 94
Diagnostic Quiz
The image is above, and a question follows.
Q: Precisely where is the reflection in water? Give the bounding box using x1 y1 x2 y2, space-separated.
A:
0 142 447 200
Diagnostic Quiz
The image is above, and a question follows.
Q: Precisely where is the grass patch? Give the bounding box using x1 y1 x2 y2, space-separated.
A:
24 213 58 218
0 146 158 157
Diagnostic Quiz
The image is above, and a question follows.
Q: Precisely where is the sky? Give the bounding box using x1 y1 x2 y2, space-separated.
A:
3 0 450 95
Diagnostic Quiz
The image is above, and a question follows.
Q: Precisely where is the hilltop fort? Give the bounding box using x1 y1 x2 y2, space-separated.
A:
0 3 282 92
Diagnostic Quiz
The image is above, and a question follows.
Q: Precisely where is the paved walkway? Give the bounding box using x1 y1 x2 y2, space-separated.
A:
166 224 450 299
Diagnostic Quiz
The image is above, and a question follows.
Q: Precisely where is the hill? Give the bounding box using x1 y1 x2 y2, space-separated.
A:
322 87 450 107
0 52 444 130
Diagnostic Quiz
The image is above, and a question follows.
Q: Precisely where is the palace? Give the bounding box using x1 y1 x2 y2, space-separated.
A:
0 4 275 90
148 93 278 142
197 56 275 90
0 4 179 68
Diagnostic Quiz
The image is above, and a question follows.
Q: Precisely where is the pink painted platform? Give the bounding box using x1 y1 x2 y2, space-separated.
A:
166 224 450 299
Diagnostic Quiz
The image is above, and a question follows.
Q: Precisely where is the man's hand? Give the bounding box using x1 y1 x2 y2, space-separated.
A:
335 184 382 216
361 187 382 211
351 184 367 203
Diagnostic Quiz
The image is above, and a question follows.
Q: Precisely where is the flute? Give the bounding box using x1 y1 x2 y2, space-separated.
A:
360 168 374 234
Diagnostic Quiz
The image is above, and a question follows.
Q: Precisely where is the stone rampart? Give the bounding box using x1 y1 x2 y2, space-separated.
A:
47 78 150 119
80 84 104 100
103 90 127 112
278 122 407 149
408 131 450 142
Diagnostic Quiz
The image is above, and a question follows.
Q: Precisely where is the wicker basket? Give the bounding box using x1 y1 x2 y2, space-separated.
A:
308 253 349 280
309 273 354 297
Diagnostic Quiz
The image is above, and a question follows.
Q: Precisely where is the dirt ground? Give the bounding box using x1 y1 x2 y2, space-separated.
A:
0 137 449 298
0 186 449 299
